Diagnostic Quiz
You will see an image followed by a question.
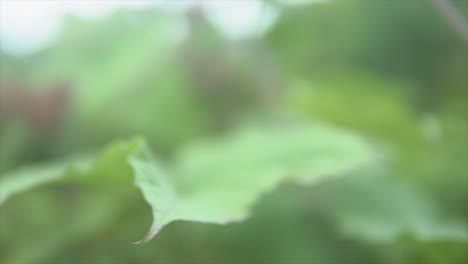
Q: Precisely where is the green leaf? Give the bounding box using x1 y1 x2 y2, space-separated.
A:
133 123 374 243
0 163 66 205
319 169 468 243
0 123 374 243
0 139 140 205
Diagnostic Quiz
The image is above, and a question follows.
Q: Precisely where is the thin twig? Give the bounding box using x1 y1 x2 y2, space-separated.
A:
429 0 468 44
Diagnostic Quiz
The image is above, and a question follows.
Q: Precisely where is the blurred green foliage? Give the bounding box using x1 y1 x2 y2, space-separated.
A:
0 1 467 263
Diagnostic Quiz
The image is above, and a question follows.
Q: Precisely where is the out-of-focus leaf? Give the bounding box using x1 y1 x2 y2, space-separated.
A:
1 188 132 264
319 168 468 243
3 9 212 152
385 237 468 264
0 138 142 205
0 122 374 244
0 162 66 205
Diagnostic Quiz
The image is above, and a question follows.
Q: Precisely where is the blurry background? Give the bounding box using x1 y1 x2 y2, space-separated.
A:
0 0 467 263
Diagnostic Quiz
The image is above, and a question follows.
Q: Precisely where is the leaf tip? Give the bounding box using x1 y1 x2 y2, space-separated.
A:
132 224 163 245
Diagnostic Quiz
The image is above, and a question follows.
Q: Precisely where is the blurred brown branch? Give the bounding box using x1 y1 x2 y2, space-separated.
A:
0 82 71 135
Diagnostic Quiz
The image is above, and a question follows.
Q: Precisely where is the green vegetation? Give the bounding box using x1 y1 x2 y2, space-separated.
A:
0 1 466 263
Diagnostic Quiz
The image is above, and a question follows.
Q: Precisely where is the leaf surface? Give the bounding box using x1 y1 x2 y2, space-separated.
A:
0 123 374 243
